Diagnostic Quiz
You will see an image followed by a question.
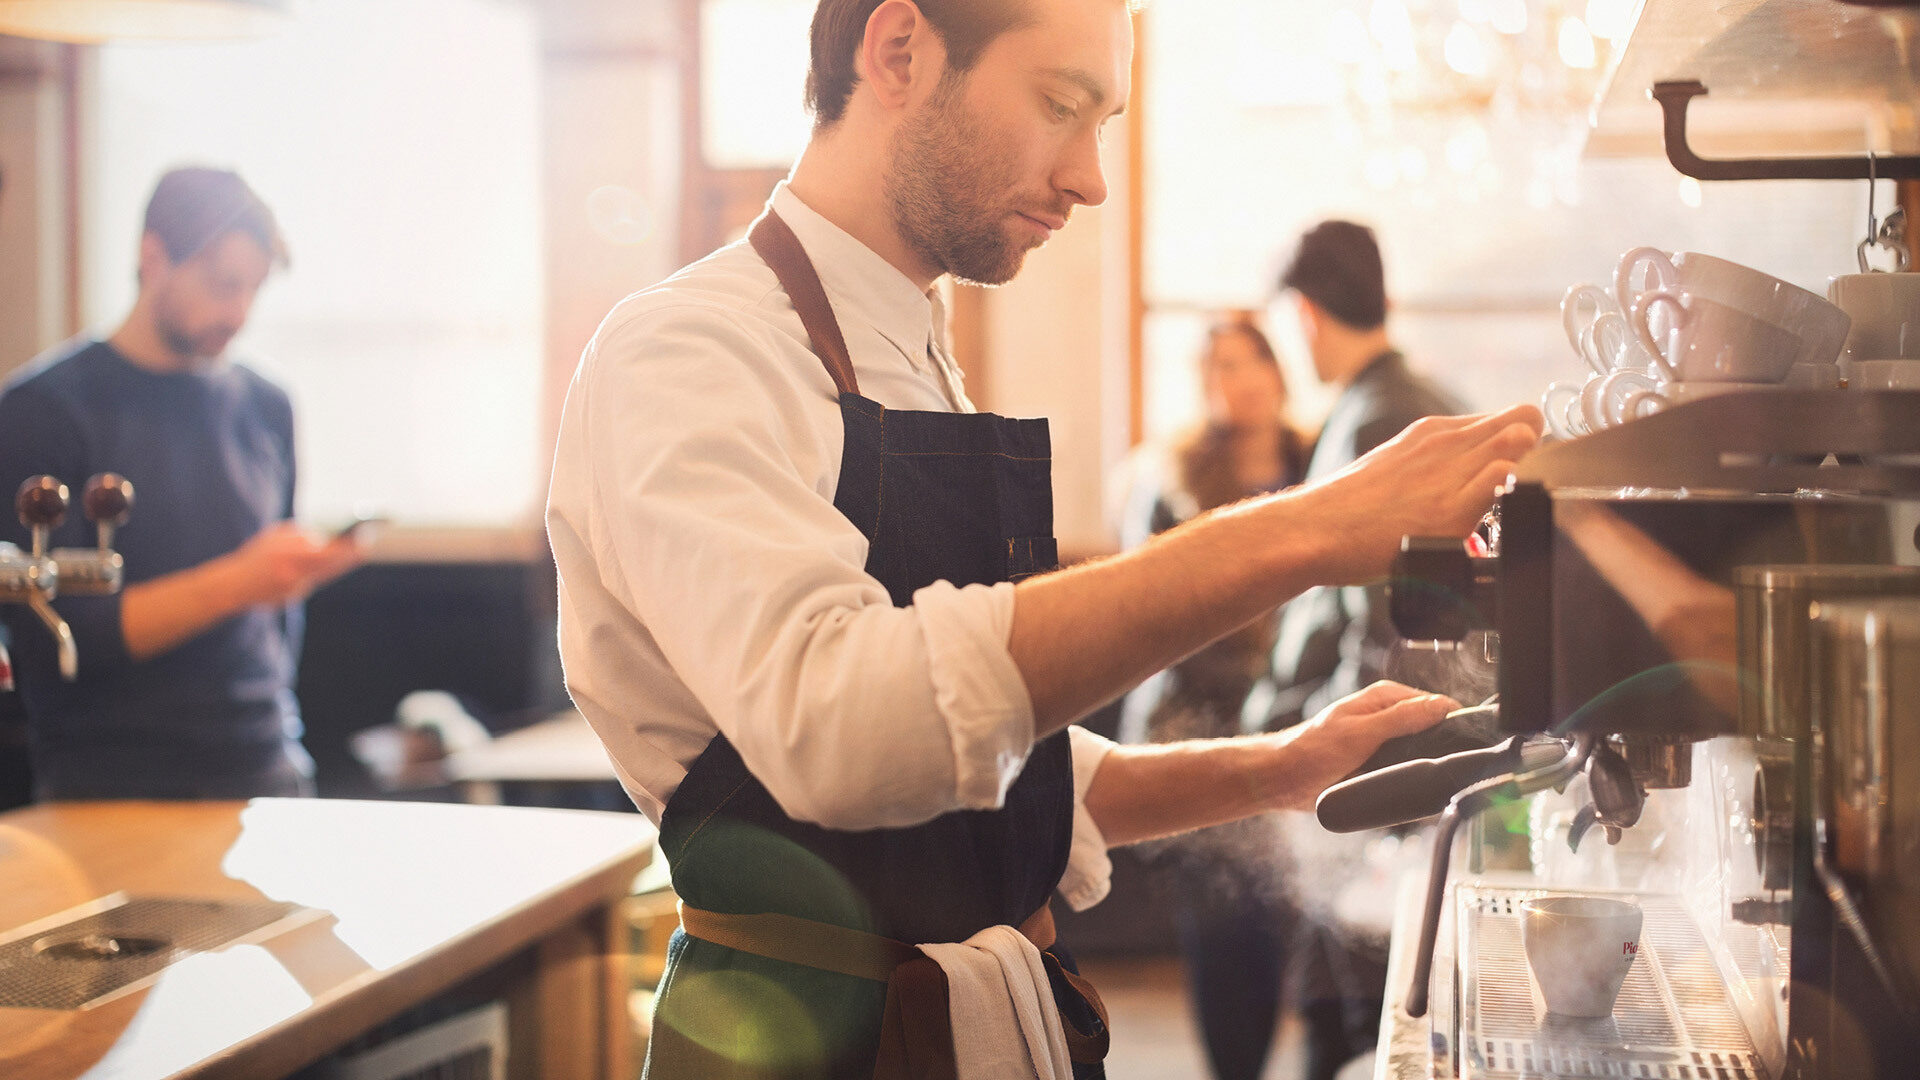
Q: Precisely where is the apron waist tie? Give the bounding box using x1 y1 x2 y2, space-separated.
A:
676 902 1110 1078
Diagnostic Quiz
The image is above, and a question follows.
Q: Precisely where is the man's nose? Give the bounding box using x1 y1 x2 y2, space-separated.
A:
1057 128 1109 209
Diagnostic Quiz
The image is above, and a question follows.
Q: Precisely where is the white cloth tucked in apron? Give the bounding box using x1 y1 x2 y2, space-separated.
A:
919 924 1072 1080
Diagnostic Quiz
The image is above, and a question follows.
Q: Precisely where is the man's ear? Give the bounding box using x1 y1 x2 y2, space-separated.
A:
1294 293 1321 338
858 0 943 113
136 232 173 290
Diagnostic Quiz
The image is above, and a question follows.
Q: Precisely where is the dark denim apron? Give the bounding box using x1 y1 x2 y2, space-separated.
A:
643 209 1100 1079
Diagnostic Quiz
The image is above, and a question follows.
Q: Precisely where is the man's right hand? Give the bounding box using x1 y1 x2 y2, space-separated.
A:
121 521 370 663
224 521 368 607
1289 402 1542 587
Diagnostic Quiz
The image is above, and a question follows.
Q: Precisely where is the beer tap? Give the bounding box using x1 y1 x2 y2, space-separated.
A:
14 476 76 680
0 473 135 681
52 473 133 595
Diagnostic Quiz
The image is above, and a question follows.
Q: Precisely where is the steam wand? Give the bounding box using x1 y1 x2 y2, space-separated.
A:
1404 732 1596 1018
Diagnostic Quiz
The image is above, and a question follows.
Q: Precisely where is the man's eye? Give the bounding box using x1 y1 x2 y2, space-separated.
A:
1047 99 1075 122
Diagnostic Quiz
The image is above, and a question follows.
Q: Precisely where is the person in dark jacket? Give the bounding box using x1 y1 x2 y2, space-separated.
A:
1246 220 1466 1080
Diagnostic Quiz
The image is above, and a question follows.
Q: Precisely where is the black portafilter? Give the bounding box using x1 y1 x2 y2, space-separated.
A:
1388 535 1499 644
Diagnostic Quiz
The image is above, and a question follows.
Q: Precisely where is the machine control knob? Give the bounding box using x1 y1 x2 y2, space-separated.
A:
16 476 68 529
82 474 133 526
1389 536 1497 643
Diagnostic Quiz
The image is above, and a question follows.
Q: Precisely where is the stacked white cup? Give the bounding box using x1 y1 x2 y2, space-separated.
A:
1612 248 1851 417
1541 283 1669 440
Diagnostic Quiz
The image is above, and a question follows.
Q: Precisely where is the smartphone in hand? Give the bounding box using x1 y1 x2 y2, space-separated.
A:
334 515 389 543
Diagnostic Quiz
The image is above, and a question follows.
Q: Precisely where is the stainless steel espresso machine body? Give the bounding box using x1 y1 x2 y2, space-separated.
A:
1328 390 1920 1079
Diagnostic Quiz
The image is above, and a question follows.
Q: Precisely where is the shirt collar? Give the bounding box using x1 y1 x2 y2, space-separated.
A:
769 182 943 373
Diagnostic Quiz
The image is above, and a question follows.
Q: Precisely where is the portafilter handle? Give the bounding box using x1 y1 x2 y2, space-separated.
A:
1317 731 1569 833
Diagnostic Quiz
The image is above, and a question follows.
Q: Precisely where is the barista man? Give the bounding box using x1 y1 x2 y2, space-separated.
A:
0 168 364 800
546 1 1541 1075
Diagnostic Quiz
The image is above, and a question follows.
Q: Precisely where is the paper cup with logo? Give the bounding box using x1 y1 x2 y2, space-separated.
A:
1520 895 1643 1017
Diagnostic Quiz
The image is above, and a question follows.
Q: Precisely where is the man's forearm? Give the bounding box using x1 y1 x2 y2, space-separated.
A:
1008 405 1542 736
1011 492 1325 737
120 556 257 662
1081 733 1292 847
1082 683 1455 847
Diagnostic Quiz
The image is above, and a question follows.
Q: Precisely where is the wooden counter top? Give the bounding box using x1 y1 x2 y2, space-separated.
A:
0 798 656 1080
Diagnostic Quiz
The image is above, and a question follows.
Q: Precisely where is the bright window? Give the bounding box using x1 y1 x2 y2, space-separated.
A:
84 0 544 527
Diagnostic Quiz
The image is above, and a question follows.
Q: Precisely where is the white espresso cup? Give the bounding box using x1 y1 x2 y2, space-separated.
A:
1630 289 1802 383
1521 895 1643 1018
1617 248 1851 367
1828 273 1920 362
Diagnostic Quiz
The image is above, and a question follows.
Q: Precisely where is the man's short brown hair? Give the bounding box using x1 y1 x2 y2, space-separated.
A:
804 0 1033 128
1279 220 1386 331
143 166 289 269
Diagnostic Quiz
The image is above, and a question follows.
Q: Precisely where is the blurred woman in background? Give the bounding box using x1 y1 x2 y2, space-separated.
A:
1116 312 1310 1080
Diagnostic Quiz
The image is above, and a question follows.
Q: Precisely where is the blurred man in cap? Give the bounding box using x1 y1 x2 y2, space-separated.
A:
0 166 364 800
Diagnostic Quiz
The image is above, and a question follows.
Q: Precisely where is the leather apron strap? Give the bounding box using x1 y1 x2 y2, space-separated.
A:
749 209 862 397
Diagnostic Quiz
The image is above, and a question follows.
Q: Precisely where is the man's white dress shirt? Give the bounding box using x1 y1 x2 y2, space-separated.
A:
547 183 1112 910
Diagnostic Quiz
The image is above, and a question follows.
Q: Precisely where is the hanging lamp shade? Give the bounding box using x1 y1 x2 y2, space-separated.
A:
0 0 291 44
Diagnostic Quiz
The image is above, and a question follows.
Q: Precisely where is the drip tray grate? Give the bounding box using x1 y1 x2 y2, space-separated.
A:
1457 887 1767 1080
0 893 323 1010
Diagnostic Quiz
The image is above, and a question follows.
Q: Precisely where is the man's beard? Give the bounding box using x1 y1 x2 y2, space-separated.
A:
155 297 237 362
885 77 1047 287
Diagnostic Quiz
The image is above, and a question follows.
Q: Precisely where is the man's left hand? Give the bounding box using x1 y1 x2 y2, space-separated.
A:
1266 681 1458 812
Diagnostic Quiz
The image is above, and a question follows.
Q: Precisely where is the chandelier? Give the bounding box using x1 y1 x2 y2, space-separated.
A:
1310 0 1638 206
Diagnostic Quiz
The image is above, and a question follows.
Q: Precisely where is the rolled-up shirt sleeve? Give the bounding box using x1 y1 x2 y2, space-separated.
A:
1059 725 1116 911
573 304 1036 830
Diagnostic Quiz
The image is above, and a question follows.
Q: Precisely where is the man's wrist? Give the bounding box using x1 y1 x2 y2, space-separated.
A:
1243 488 1340 601
200 549 262 612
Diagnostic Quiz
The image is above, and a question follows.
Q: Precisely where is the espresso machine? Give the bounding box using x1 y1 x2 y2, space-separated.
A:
1319 390 1920 1079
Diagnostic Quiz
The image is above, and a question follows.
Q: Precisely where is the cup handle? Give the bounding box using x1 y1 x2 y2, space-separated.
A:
1621 388 1667 420
1562 283 1615 362
1628 288 1686 382
1614 246 1676 319
1589 312 1634 373
1541 381 1587 440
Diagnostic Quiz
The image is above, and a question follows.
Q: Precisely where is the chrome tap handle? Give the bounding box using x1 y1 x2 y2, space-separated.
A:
25 588 77 681
52 474 134 595
83 473 133 550
16 475 68 560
